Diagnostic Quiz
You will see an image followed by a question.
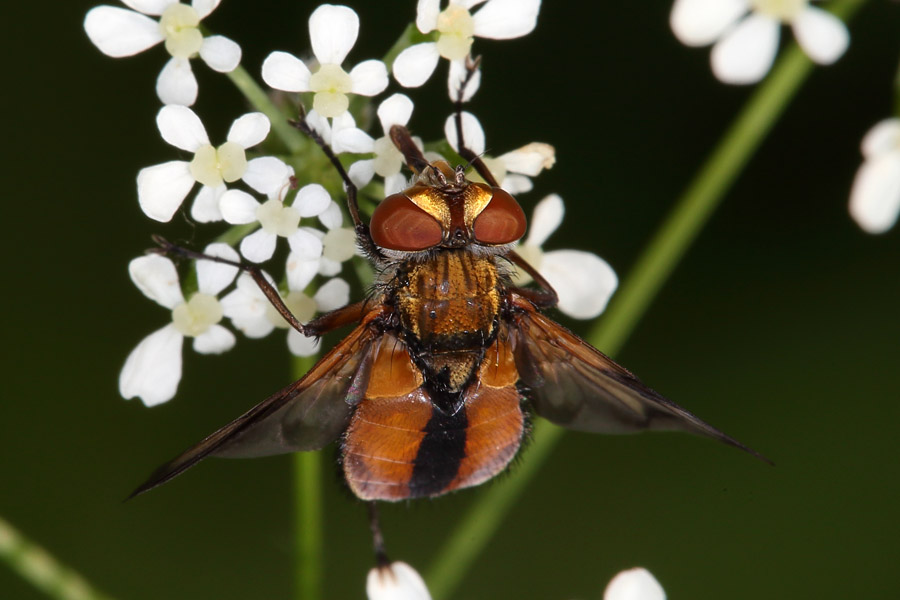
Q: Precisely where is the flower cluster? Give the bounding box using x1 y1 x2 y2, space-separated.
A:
85 0 618 412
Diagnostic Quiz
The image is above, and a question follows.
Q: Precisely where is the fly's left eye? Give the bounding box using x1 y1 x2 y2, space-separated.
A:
473 187 527 245
370 193 444 251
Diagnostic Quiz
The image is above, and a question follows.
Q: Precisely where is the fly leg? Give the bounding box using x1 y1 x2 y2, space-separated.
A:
368 501 390 567
150 235 364 338
289 110 385 262
507 250 559 309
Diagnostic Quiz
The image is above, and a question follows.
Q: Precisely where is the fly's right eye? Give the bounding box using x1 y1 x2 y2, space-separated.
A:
370 193 443 251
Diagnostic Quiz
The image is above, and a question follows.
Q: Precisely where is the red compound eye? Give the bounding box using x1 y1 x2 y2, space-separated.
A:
473 187 526 245
370 193 443 251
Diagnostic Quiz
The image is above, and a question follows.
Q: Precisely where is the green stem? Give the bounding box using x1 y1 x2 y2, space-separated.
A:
226 65 308 155
292 355 323 600
0 516 114 600
425 1 865 597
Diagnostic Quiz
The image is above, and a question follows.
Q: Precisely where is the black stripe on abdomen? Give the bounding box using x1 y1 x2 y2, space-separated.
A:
408 404 468 498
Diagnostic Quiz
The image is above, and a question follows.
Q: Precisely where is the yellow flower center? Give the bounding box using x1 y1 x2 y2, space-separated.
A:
323 227 357 262
256 199 301 237
189 141 247 188
308 64 353 118
171 293 223 337
435 5 475 61
750 0 808 21
266 291 316 328
159 3 203 59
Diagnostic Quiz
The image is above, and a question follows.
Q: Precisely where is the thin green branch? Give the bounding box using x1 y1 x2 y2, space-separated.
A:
424 1 865 597
292 355 323 600
226 65 308 155
0 516 115 600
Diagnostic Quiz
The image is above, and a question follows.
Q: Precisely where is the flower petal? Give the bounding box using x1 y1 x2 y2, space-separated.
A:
525 193 563 246
240 229 278 263
129 254 183 308
156 57 198 106
711 13 780 85
84 6 163 57
288 228 324 258
191 0 220 20
669 0 747 46
309 4 359 65
861 118 900 159
385 173 408 196
319 201 344 230
314 278 350 311
416 0 441 33
472 0 541 39
193 324 235 354
367 562 431 600
262 51 311 92
199 34 242 72
849 151 900 234
288 329 321 357
333 127 375 154
221 278 276 339
392 42 440 88
137 160 194 222
501 174 533 195
157 104 209 152
444 111 485 154
287 252 320 291
220 189 260 224
294 183 332 217
603 567 666 600
198 242 240 295
349 60 389 96
448 59 481 102
348 159 376 188
500 142 555 176
377 93 414 133
119 325 183 407
190 184 225 223
318 256 342 276
227 112 270 148
121 0 174 16
791 6 849 65
244 157 294 197
540 250 617 319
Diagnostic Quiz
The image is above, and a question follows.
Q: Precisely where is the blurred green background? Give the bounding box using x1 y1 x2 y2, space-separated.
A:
3 1 900 598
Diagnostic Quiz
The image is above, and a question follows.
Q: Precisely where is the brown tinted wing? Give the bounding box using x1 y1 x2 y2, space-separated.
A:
130 317 381 498
508 299 767 461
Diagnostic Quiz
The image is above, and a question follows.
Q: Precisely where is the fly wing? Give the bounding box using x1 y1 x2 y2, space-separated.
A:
507 296 768 462
130 316 382 498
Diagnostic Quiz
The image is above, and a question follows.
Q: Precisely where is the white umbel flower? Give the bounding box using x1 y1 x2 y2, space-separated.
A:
445 111 555 194
348 94 421 195
366 561 431 600
604 568 666 600
220 183 331 263
304 110 372 155
393 0 542 89
84 0 241 105
138 106 280 223
670 0 849 84
262 4 388 119
301 201 360 277
513 194 618 320
849 118 900 234
119 243 239 406
220 269 350 357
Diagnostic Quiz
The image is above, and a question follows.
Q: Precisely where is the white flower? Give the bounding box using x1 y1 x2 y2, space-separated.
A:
513 194 618 320
849 118 900 234
366 561 431 600
304 110 372 155
221 268 350 357
445 111 555 194
261 4 388 119
84 0 241 105
304 201 360 276
603 568 666 600
392 0 542 90
670 0 849 85
137 106 280 223
220 183 331 263
119 244 239 407
348 94 421 195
